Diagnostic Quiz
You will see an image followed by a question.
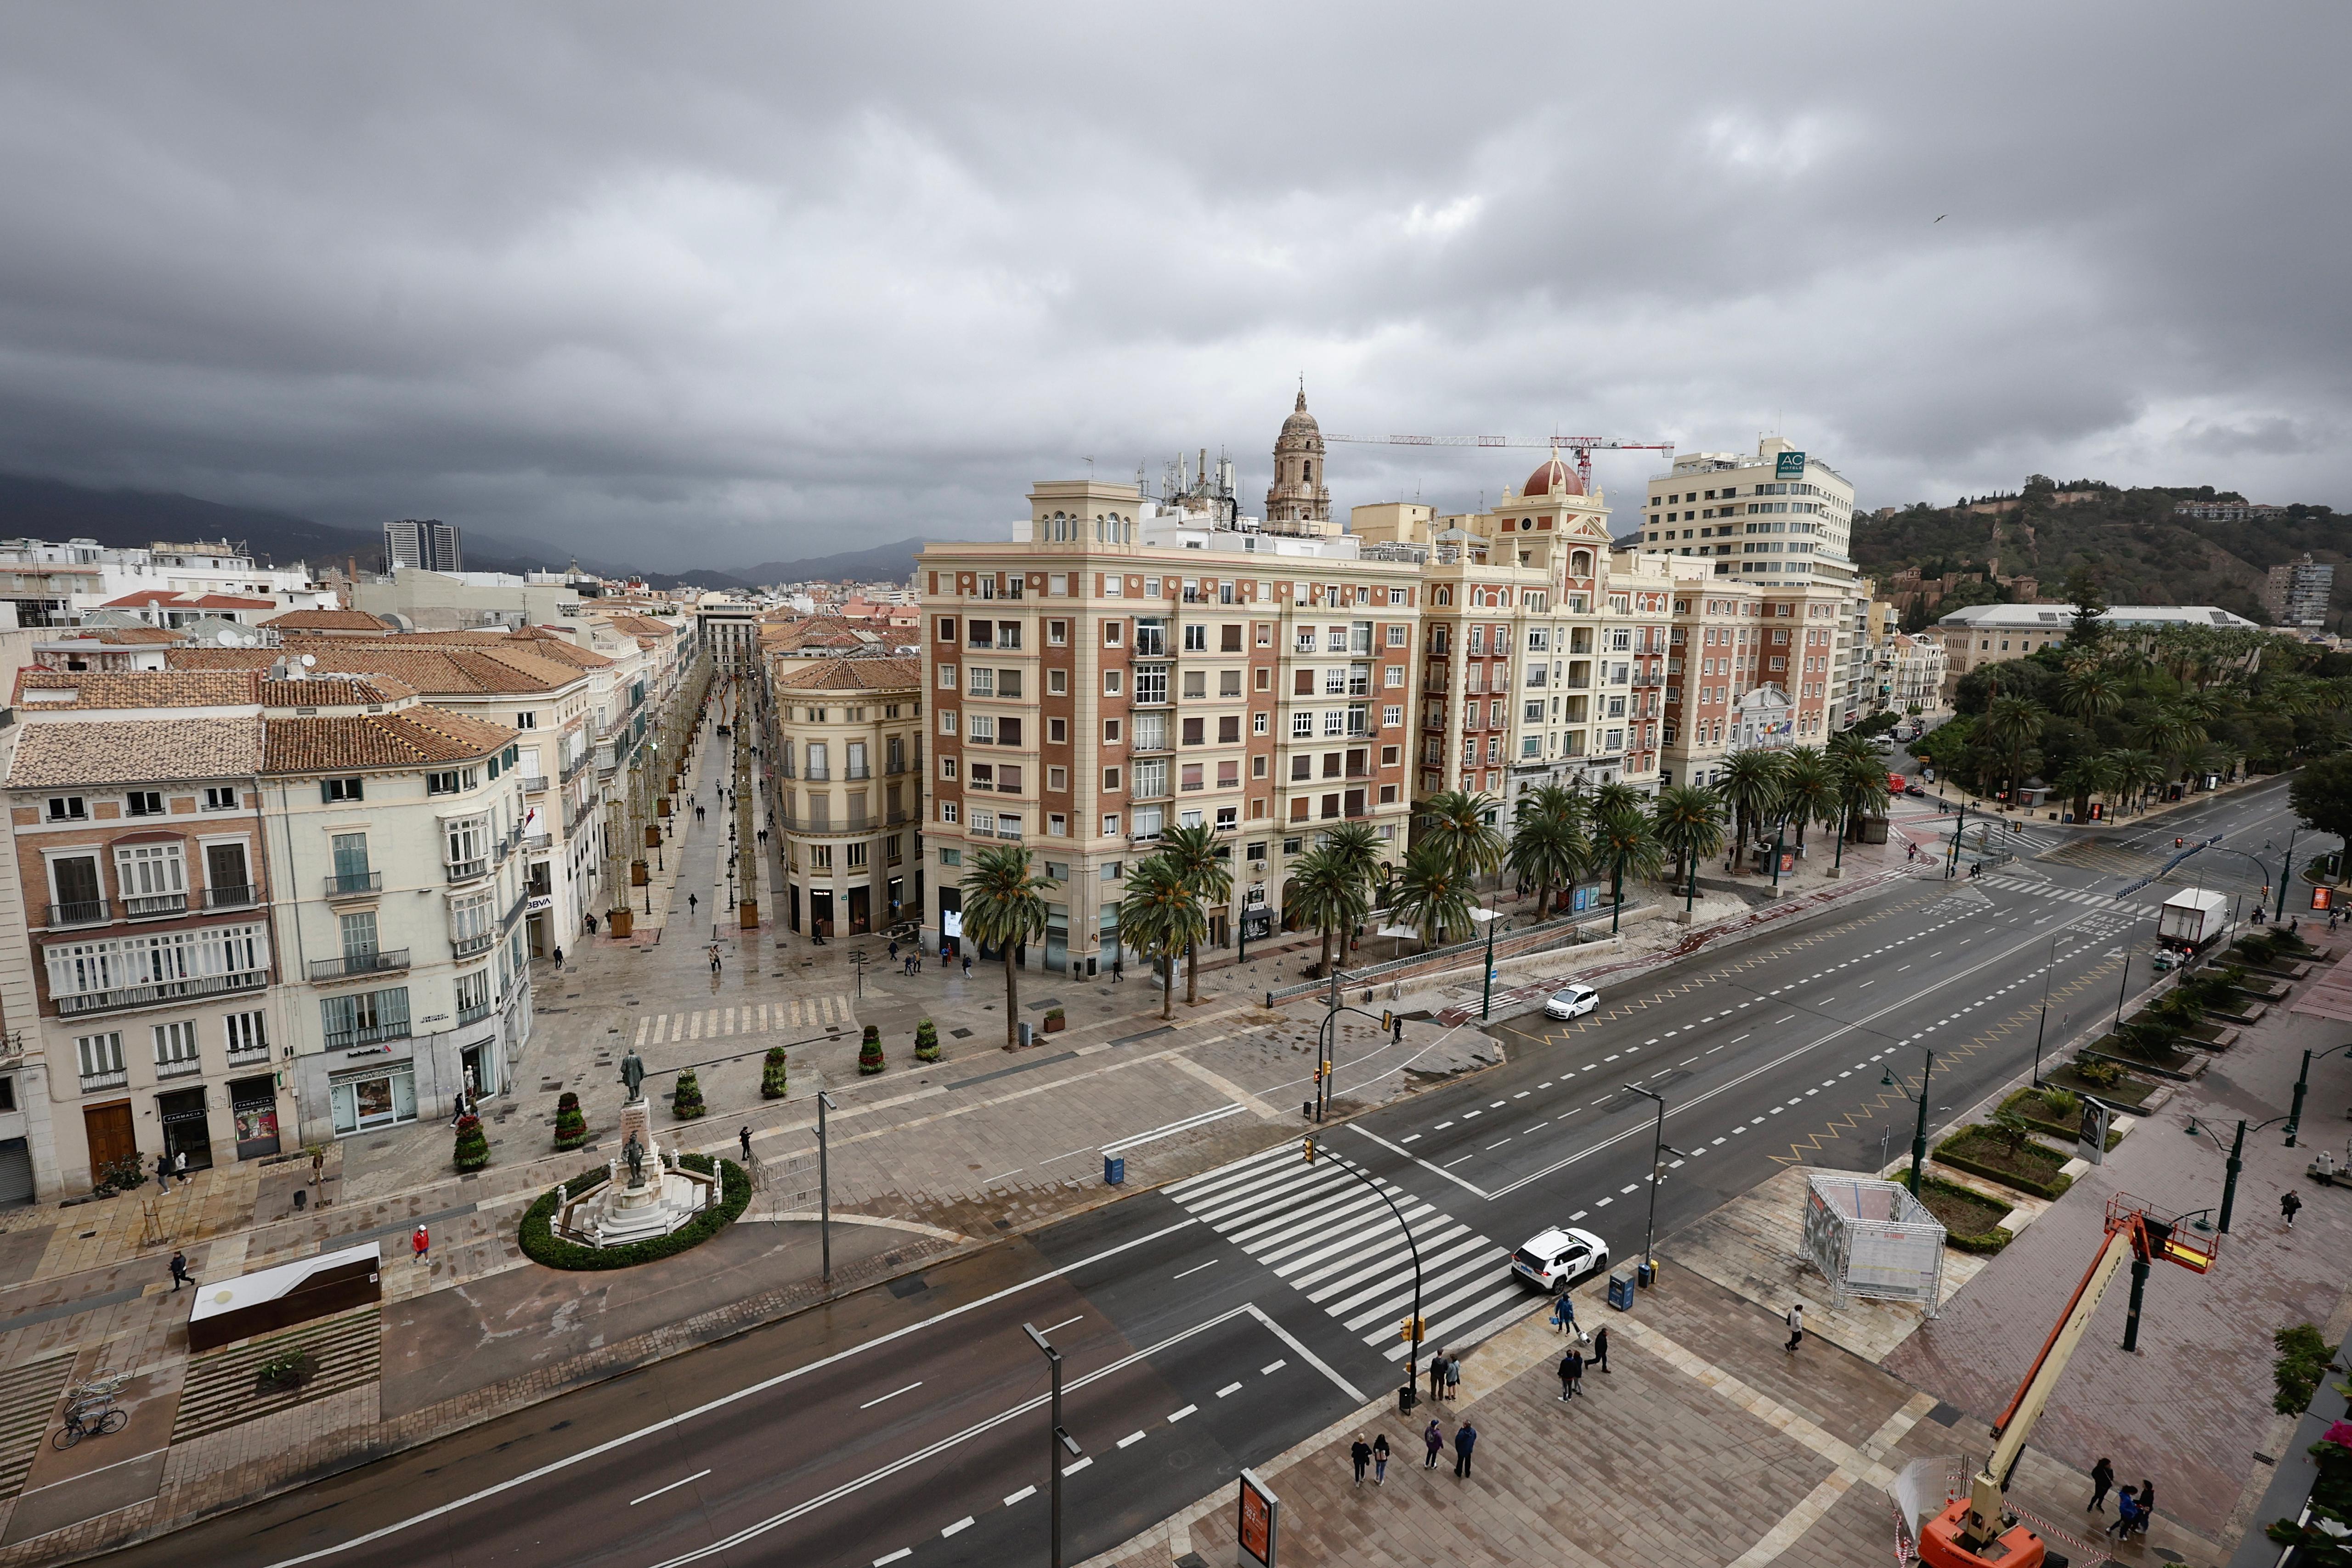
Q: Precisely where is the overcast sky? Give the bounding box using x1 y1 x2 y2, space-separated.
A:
0 3 2344 572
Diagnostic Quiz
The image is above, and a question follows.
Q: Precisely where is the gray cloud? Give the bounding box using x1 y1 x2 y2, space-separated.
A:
0 1 2344 571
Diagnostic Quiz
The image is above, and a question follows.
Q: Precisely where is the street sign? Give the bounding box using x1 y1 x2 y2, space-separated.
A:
1237 1470 1279 1567
1775 451 1807 479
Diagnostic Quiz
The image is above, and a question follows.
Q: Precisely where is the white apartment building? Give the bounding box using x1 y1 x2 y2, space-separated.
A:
0 537 336 628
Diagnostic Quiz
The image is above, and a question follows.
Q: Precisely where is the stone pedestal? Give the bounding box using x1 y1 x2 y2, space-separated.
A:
618 1096 651 1160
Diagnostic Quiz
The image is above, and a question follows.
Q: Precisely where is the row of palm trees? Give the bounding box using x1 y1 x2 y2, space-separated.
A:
956 738 1897 1036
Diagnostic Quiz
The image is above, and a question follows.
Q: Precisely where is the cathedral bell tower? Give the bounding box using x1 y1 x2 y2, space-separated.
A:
1264 386 1334 535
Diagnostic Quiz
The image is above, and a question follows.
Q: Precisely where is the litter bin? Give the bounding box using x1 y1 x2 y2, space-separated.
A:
1104 1155 1125 1186
1636 1260 1656 1289
1607 1267 1635 1310
1399 1381 1418 1414
1018 1020 1034 1047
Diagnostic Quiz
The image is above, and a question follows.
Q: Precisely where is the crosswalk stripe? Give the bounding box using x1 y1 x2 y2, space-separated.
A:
1167 1144 1297 1204
1273 1207 1446 1278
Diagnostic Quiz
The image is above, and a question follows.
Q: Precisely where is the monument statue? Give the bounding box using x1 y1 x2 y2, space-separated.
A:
619 1047 645 1101
623 1132 645 1187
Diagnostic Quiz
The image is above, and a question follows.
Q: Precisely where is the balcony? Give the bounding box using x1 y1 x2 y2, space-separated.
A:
79 1068 128 1094
204 884 259 910
55 967 267 1018
804 766 831 781
307 948 411 983
324 872 382 898
520 774 548 794
157 1055 204 1080
845 765 871 781
226 1042 270 1067
322 1019 412 1050
45 900 108 928
523 832 551 853
452 930 496 957
458 998 492 1026
121 891 188 918
560 750 590 783
447 858 490 884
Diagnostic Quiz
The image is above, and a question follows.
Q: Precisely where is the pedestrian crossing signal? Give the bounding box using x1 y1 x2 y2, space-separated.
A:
1400 1315 1425 1343
1301 1136 1317 1164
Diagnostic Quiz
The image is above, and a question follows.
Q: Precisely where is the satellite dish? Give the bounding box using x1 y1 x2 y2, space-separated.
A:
300 654 317 668
217 629 238 646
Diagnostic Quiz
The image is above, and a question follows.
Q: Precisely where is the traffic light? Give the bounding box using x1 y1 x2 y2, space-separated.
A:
1399 1315 1425 1344
1301 1136 1317 1164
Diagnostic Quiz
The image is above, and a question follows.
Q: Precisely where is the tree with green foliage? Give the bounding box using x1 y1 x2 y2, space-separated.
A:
2063 564 2108 645
1156 821 1234 1005
960 843 1054 1049
760 1046 789 1098
1978 695 2044 798
2290 752 2352 870
1776 747 1841 847
1416 788 1506 884
1650 785 1725 889
1715 749 1787 861
1118 855 1208 1020
1505 788 1590 919
1389 838 1477 947
1286 845 1372 975
1591 803 1665 929
913 1020 940 1063
671 1067 707 1117
1831 748 1893 840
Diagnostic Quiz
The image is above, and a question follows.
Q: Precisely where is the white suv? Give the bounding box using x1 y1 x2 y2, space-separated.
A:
1510 1226 1611 1292
1543 984 1599 1019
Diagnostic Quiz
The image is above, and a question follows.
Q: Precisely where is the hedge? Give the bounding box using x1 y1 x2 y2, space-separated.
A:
1917 1175 2016 1254
1933 1128 2075 1200
517 1153 751 1271
1997 1090 2123 1150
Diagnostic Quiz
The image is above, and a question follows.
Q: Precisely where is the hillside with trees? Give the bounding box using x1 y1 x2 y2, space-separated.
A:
1853 476 2347 631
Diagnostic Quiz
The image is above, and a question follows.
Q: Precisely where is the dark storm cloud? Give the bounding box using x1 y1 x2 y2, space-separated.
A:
0 1 2343 570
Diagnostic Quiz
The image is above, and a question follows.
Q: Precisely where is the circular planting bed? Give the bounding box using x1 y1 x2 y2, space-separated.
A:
517 1153 751 1270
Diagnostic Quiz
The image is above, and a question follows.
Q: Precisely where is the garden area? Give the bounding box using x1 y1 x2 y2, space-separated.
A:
1935 1121 2075 1199
2038 1054 2162 1109
1912 1175 2015 1253
1999 1086 2121 1149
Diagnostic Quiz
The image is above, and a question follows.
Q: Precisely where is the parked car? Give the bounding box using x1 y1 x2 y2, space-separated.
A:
1904 784 1926 798
1511 1226 1611 1292
1543 983 1600 1019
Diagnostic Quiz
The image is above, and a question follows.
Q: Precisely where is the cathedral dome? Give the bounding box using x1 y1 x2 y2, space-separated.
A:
1524 451 1582 498
1279 388 1323 443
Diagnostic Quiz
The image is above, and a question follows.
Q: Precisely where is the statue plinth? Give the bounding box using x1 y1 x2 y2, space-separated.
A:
618 1098 652 1181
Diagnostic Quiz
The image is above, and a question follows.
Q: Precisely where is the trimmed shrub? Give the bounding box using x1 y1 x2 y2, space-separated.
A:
2275 1323 2338 1415
1934 1125 2074 1200
2068 1057 2124 1088
453 1113 490 1172
553 1091 588 1151
671 1067 707 1120
517 1154 751 1271
859 1024 887 1075
2040 1087 2079 1121
914 1019 940 1063
1916 1175 2016 1254
760 1046 789 1099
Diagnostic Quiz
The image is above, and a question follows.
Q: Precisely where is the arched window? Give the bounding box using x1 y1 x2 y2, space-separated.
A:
1302 462 1312 484
1571 550 1593 577
1434 586 1453 606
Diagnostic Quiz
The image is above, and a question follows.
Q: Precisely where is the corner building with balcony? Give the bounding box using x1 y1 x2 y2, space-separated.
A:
765 656 923 939
917 467 1422 975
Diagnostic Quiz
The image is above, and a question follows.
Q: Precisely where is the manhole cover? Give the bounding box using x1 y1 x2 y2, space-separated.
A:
950 1028 973 1039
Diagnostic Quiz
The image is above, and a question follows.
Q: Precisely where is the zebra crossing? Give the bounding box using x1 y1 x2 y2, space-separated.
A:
632 996 856 1048
1975 873 2163 917
1165 1141 1543 1365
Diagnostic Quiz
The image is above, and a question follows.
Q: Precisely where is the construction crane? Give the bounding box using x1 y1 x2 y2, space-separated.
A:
1319 433 1677 494
1916 1193 2215 1568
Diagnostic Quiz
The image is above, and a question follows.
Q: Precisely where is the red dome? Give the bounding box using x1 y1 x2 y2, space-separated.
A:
1524 452 1582 498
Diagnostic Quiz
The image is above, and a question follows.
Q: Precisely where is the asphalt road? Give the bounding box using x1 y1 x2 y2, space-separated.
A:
101 778 2329 1568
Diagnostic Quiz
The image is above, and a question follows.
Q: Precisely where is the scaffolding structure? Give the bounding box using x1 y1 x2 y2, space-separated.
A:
1801 1172 1947 1315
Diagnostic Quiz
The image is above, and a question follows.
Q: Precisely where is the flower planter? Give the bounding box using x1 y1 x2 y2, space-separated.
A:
1042 1012 1066 1034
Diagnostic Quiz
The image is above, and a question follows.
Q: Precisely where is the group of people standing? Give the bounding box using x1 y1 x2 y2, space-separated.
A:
2087 1457 2158 1540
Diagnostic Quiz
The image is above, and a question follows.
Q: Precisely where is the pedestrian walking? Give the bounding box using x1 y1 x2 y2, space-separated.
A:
1423 1419 1444 1469
585 912 598 936
889 939 900 962
155 1154 172 1194
1372 1433 1389 1484
1564 1347 1586 1399
2282 1190 2303 1229
1445 1355 1462 1402
1785 1302 1805 1353
412 1224 430 1262
2087 1456 2115 1513
1427 1351 1447 1403
1549 1289 1576 1334
2106 1489 2141 1539
1452 1420 1477 1478
169 1251 191 1291
174 1149 191 1183
311 1146 325 1185
1350 1436 1371 1486
1591 1325 1610 1373
1111 956 1123 983
689 893 699 917
552 945 565 972
2135 1480 2155 1535
739 1126 752 1164
961 955 972 979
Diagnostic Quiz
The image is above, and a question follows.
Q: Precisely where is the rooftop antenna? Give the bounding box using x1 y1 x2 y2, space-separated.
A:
1082 456 1095 477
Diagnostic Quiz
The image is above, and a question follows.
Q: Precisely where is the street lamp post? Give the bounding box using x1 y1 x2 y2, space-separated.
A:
1623 1085 1686 1284
817 1089 837 1283
1481 915 1511 1020
1021 1323 1084 1568
2286 1044 2352 1148
2031 929 2074 1087
1315 1141 1425 1411
1879 1047 1937 1195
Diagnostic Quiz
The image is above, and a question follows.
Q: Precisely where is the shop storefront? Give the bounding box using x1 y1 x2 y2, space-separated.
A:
329 1060 417 1136
158 1087 214 1171
230 1075 281 1160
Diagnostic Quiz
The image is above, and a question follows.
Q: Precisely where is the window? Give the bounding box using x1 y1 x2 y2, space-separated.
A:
1047 668 1067 696
115 843 187 913
515 712 537 729
322 777 364 803
1182 717 1205 745
1103 765 1122 791
455 968 492 1023
939 664 958 689
319 986 410 1048
968 668 994 697
427 770 461 795
1182 623 1207 652
941 711 958 735
1133 759 1168 797
226 1010 267 1058
1384 705 1404 728
339 911 379 960
1135 667 1167 704
153 1020 200 1069
1047 619 1068 645
77 1031 125 1083
1102 815 1121 836
46 796 86 822
444 815 490 875
939 846 961 866
1218 715 1241 743
968 715 995 743
1103 622 1123 647
1182 670 1206 699
125 790 164 817
1103 670 1123 696
940 802 958 823
940 757 957 781
1047 765 1068 791
1290 712 1312 737
1252 712 1269 735
937 616 958 642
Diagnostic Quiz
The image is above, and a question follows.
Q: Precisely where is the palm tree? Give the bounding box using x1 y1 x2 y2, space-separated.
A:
1650 785 1725 895
1156 822 1233 1006
1389 839 1477 947
959 844 1054 1048
1117 856 1207 1021
1505 804 1589 920
1591 804 1666 933
1831 750 1892 848
2108 747 2165 815
1287 846 1370 976
1978 695 2044 800
1417 788 1506 884
1319 821 1385 910
1777 747 1841 848
1715 749 1787 862
2052 667 2122 724
2141 705 2209 783
2054 754 2115 824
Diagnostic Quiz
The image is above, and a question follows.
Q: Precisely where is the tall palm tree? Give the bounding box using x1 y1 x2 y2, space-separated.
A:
1417 788 1506 884
1650 785 1725 893
2052 667 2122 724
2108 747 2165 815
1319 821 1386 910
1287 846 1370 976
2139 706 2207 784
1777 747 1841 848
1389 839 1477 947
1591 804 1666 933
1831 749 1893 845
1978 696 2044 799
959 844 1054 1049
1156 822 1233 1005
2055 754 2115 824
1505 805 1588 920
1715 749 1787 861
1117 856 1207 1021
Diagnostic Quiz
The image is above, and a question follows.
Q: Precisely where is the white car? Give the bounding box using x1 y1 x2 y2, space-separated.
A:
1543 983 1599 1019
1511 1227 1611 1292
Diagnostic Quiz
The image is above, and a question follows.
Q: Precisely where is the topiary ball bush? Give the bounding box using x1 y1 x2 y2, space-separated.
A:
915 1019 940 1063
671 1067 707 1120
760 1046 789 1099
553 1091 588 1151
453 1113 491 1172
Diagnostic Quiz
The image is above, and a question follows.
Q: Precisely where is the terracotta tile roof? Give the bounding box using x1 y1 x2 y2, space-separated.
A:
38 626 187 645
761 617 879 652
263 707 515 773
271 640 585 694
260 608 390 632
15 670 260 709
162 648 282 671
100 590 278 611
771 655 922 692
260 674 420 706
7 716 264 787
